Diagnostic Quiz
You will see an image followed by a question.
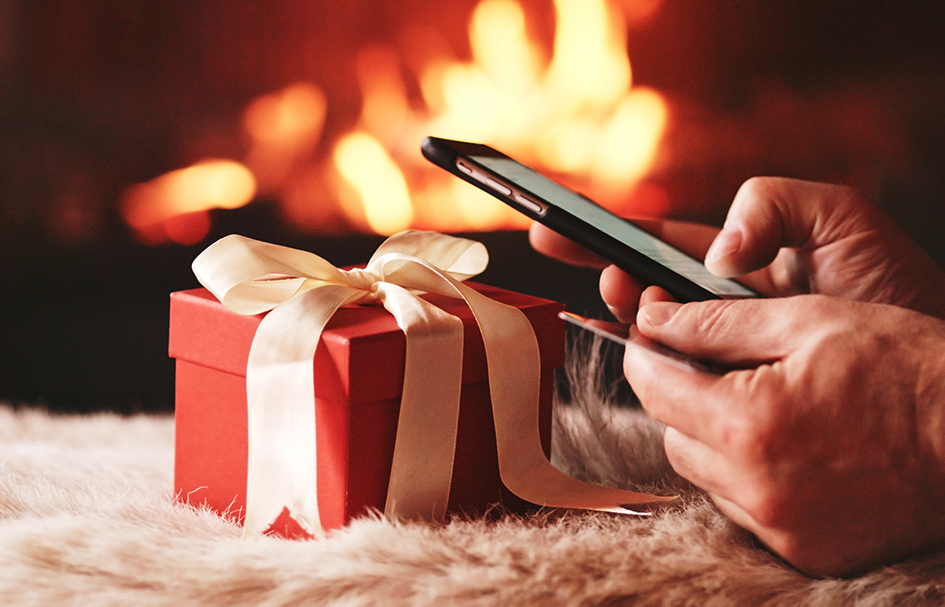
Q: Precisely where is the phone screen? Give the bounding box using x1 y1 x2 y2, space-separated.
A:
468 154 757 298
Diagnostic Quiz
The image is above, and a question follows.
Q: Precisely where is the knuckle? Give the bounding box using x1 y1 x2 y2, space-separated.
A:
833 183 861 202
732 176 793 219
715 368 787 459
736 176 776 202
799 294 857 335
823 181 866 210
720 396 795 528
720 413 777 470
741 374 786 453
686 300 744 345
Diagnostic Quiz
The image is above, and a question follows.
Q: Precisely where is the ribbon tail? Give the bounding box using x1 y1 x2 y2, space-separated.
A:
243 284 364 538
369 253 670 511
457 283 673 511
378 283 464 523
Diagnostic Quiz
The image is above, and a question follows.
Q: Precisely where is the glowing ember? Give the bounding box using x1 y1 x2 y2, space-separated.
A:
122 0 668 243
121 160 257 245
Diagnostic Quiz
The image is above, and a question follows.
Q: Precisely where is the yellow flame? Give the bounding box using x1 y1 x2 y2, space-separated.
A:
333 132 414 235
450 179 527 230
243 82 326 146
122 160 257 229
419 0 666 198
470 0 542 93
243 82 326 193
124 0 670 242
420 0 546 145
357 46 409 145
545 0 630 110
594 87 667 187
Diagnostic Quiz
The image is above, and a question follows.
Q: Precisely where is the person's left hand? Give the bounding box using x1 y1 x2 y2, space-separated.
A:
627 288 945 577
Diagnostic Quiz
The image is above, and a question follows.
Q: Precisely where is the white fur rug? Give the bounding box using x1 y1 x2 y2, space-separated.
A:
3 342 945 606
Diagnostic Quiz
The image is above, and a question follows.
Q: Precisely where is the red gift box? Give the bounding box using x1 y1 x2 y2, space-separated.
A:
169 282 564 535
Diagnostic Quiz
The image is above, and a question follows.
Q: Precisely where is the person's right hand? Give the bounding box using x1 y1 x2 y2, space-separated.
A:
530 177 945 320
626 290 945 577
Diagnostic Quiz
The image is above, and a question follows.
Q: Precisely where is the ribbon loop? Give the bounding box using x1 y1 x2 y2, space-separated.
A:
369 231 489 280
193 231 668 538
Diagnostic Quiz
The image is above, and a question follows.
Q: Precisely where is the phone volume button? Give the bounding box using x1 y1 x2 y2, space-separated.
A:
513 193 545 215
484 178 512 196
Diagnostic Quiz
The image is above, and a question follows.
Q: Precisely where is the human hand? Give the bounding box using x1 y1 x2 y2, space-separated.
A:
529 216 722 321
530 177 945 321
628 291 945 577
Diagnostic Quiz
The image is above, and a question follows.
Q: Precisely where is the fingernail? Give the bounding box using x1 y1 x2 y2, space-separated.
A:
704 227 743 275
640 302 681 326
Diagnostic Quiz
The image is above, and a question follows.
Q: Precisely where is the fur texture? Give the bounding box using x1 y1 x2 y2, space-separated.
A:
3 338 945 606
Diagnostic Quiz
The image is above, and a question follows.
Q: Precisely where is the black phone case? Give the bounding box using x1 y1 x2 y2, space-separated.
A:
421 136 727 303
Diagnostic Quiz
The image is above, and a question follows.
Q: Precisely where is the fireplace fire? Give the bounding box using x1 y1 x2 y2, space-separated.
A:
2 0 944 412
5 0 943 252
119 0 668 246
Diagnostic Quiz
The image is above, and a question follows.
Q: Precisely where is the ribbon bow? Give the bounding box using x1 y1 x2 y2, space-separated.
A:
193 231 668 538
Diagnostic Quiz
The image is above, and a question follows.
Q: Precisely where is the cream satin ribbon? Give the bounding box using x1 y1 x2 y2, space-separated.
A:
193 231 670 538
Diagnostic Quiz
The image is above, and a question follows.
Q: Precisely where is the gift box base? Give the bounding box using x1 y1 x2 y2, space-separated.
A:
173 357 556 535
170 285 562 536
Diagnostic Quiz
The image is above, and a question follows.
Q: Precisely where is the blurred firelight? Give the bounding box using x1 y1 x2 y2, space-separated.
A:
121 0 668 243
242 82 327 194
121 160 257 245
333 132 414 234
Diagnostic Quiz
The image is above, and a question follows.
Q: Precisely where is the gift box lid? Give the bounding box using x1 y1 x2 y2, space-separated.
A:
169 283 564 405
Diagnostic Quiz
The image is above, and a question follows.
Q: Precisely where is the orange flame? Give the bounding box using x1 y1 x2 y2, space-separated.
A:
121 160 256 245
341 0 669 233
334 132 414 235
420 0 667 192
242 82 327 197
122 0 668 243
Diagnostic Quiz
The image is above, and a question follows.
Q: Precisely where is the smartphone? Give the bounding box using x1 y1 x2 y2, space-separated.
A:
559 311 724 375
421 136 759 302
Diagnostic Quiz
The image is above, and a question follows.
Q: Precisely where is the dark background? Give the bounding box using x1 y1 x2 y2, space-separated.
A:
2 0 944 412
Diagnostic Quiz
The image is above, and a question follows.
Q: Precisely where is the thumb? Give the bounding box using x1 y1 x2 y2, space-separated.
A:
704 177 875 278
636 296 817 365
